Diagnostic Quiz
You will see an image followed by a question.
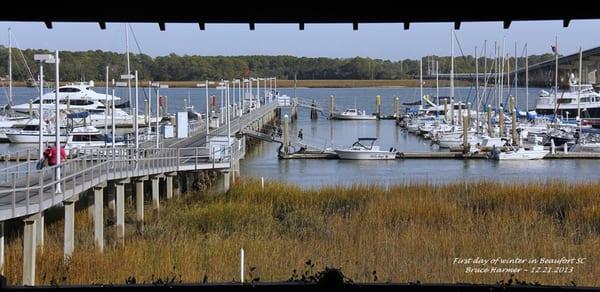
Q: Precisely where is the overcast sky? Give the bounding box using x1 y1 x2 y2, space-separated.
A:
1 20 599 60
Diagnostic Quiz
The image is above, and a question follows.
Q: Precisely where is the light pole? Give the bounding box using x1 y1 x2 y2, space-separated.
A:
33 54 55 160
120 72 136 151
54 50 61 194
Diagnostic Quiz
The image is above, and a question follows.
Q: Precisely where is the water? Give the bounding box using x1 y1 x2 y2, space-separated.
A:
2 86 599 185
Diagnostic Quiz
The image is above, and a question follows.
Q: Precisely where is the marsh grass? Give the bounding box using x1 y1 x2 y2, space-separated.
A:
3 179 599 286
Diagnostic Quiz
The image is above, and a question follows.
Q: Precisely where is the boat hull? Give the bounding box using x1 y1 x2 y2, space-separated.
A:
497 150 548 160
331 114 377 120
6 133 68 144
335 149 396 160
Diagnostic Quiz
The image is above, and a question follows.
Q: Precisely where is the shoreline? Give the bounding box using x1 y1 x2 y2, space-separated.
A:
8 79 472 89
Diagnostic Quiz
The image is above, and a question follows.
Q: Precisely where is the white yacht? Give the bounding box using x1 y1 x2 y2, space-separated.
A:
335 138 397 160
535 75 600 119
5 122 68 144
11 81 122 114
492 144 548 160
331 108 376 120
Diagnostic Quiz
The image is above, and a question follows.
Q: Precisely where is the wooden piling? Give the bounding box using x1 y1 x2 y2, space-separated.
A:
487 105 493 137
511 97 517 145
375 95 381 118
463 115 469 153
283 114 289 155
329 95 334 117
310 99 318 120
394 96 399 121
443 98 448 122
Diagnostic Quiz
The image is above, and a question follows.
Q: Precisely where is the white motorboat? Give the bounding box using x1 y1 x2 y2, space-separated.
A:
492 144 548 160
331 108 377 120
11 81 123 114
335 138 397 160
66 125 125 151
5 123 68 144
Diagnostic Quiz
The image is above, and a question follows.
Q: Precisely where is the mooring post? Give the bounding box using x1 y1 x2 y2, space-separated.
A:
283 114 289 155
467 102 472 129
487 105 493 137
443 98 448 122
450 98 455 125
458 101 463 126
22 217 36 286
499 106 505 138
375 95 381 118
329 95 334 117
510 97 517 145
463 115 469 153
394 96 399 121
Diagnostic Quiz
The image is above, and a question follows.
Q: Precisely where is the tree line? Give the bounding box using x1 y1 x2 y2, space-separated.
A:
0 46 555 82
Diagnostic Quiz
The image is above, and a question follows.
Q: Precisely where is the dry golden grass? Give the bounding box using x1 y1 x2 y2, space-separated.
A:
3 180 599 286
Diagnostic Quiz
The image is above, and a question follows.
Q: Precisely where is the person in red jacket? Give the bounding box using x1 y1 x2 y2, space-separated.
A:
44 145 67 166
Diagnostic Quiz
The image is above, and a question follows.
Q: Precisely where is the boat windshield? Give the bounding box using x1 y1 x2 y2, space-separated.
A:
351 138 377 150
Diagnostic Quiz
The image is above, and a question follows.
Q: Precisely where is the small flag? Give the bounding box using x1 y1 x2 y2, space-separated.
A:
551 45 557 54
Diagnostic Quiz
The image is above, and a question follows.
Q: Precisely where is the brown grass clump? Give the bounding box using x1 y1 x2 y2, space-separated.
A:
3 179 599 286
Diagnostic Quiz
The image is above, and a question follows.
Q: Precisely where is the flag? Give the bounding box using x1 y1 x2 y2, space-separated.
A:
551 45 557 54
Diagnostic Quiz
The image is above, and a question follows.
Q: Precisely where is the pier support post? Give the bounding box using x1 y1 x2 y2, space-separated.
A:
0 222 4 275
487 105 493 137
152 176 160 210
64 199 75 261
22 217 36 286
223 171 231 192
36 213 44 249
93 185 105 252
166 175 174 200
135 176 147 230
115 180 127 244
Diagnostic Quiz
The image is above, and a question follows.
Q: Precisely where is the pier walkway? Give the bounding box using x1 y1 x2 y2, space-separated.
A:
0 100 279 285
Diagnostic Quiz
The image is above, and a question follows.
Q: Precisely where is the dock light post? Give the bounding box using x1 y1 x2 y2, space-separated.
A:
33 54 55 160
111 79 116 151
233 79 241 116
51 51 62 193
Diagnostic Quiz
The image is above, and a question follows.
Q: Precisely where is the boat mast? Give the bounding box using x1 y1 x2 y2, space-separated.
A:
514 42 518 111
475 45 479 134
578 46 582 119
554 36 558 122
8 28 12 106
450 29 454 125
126 23 132 115
419 57 423 109
436 60 439 110
525 44 529 112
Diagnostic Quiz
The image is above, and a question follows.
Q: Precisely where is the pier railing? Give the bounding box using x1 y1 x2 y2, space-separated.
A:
0 144 236 221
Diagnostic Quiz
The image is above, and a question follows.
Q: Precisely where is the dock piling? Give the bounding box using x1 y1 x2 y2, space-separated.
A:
443 98 448 122
394 96 399 121
376 95 381 118
511 97 517 145
499 106 505 138
329 95 334 118
463 115 469 153
487 105 493 137
283 114 289 155
22 217 36 286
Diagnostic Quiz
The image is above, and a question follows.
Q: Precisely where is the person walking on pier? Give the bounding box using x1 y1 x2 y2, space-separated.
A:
44 145 67 166
298 129 303 141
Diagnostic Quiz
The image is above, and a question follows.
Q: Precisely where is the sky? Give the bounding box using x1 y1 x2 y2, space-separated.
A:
1 20 599 60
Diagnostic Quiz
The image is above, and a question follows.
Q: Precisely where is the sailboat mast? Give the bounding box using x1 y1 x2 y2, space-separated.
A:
475 46 479 134
436 60 439 109
578 46 582 118
126 23 132 115
420 57 423 108
525 44 529 112
514 42 518 110
554 36 558 122
450 29 455 125
8 28 12 106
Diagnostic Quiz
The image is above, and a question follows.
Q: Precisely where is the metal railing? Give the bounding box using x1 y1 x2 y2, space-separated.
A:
0 144 237 221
